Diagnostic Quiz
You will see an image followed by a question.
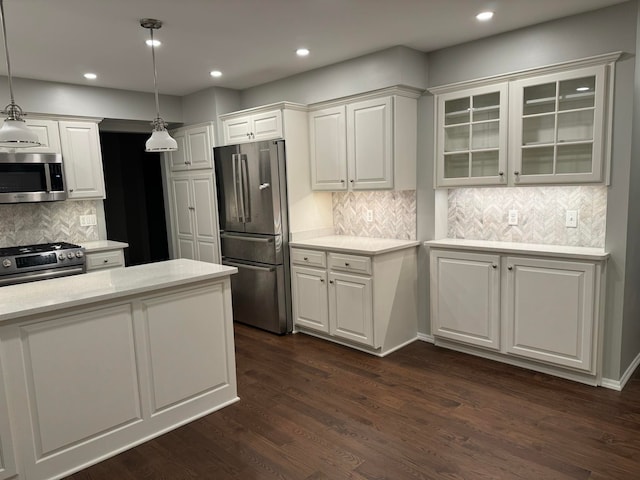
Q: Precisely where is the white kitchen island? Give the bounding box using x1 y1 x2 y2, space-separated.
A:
0 259 238 480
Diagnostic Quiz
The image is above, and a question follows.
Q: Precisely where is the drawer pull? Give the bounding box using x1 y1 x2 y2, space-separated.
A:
344 262 350 267
304 257 308 261
103 259 109 263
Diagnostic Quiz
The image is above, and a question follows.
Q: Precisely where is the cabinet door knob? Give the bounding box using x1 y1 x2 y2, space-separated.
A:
349 179 354 183
498 171 504 176
188 206 195 210
340 179 345 183
69 189 74 193
320 278 325 283
303 257 308 261
508 265 513 270
329 280 334 284
514 171 520 176
492 264 497 269
246 133 251 138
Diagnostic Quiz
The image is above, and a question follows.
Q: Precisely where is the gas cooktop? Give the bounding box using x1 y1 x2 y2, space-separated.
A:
0 242 82 257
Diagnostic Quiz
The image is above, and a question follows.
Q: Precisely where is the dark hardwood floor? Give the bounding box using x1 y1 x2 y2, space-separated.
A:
67 323 640 480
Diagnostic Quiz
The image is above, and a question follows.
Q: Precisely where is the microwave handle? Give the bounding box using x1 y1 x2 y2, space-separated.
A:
44 164 52 193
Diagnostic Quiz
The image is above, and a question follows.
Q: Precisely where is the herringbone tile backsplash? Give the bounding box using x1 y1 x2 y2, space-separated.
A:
0 201 100 247
448 186 607 247
333 191 416 240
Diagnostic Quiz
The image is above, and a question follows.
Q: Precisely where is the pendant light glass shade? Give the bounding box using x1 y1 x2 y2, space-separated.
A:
0 0 39 148
140 18 177 153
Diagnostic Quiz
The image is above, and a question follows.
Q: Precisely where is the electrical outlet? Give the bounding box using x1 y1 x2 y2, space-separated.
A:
565 210 578 228
508 210 518 226
80 214 97 227
365 209 373 222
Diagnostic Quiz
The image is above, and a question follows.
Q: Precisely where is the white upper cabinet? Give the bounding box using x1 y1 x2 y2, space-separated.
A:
309 106 347 190
168 122 214 172
25 119 62 153
436 83 508 187
432 53 619 187
510 65 606 184
221 108 282 145
58 121 106 200
308 87 419 191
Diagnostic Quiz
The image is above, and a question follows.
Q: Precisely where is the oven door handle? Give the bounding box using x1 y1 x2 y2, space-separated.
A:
0 266 86 287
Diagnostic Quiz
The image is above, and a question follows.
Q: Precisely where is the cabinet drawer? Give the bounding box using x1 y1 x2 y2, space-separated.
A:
290 248 326 268
86 250 125 271
328 253 371 275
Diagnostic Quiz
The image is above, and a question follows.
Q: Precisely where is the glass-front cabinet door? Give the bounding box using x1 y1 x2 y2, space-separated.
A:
510 65 606 184
436 83 508 187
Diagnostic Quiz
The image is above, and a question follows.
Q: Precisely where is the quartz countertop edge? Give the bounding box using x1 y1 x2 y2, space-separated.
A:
81 240 129 252
0 259 237 323
290 235 420 255
424 239 609 261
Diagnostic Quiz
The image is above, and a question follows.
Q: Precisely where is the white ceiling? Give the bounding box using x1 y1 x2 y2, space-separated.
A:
2 0 629 96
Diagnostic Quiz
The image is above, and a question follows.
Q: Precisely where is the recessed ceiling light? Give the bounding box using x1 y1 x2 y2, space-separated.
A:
296 48 310 57
576 86 590 92
210 70 222 78
146 39 161 47
83 73 97 80
476 11 494 21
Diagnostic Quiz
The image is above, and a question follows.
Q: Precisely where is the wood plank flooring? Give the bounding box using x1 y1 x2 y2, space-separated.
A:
66 324 640 479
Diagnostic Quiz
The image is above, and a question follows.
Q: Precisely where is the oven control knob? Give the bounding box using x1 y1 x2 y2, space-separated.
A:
2 259 11 268
67 252 74 259
75 251 84 258
58 253 65 260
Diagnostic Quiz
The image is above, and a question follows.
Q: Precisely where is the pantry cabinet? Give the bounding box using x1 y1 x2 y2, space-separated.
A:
427 239 608 384
167 122 215 171
308 87 419 191
221 108 282 145
58 121 106 200
290 238 418 356
169 172 220 264
0 361 17 480
432 53 619 187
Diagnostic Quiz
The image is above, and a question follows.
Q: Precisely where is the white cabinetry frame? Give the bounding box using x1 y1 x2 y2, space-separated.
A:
168 122 215 172
431 52 620 187
427 241 608 386
221 108 283 145
58 121 106 199
308 87 420 191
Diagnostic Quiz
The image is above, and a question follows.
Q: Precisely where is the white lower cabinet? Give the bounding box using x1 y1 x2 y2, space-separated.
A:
0 359 17 480
429 243 607 384
291 245 417 356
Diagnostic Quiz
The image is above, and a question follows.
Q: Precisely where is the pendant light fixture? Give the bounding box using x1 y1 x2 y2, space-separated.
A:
0 0 39 147
140 18 177 152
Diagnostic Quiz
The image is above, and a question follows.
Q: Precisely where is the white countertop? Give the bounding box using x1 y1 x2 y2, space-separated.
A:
81 240 129 252
424 238 609 261
290 235 420 255
0 259 237 324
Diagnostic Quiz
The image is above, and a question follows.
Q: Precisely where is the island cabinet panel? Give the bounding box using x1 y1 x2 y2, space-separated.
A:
0 359 17 480
140 284 232 413
0 270 238 480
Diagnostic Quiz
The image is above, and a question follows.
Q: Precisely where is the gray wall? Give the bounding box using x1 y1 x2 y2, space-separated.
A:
621 3 640 377
240 46 427 108
0 77 182 123
425 0 637 380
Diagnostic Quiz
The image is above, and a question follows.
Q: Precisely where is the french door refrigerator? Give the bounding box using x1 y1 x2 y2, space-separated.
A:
214 139 292 334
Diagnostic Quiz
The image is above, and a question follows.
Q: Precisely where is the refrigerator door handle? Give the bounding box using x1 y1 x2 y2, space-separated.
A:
222 260 276 273
232 153 244 223
240 153 251 222
220 232 274 243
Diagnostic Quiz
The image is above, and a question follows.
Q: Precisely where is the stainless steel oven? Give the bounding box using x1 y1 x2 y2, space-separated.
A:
0 152 66 203
0 242 86 286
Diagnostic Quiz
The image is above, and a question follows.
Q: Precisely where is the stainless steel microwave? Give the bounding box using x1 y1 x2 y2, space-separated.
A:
0 152 66 203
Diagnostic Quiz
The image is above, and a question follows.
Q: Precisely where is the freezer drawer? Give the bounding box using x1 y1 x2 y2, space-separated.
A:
222 259 291 334
221 232 283 264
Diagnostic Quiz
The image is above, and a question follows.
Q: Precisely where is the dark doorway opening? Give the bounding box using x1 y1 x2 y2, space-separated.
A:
100 132 169 266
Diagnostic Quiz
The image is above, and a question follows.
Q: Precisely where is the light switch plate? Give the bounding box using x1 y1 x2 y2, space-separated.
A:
508 210 518 226
365 209 373 222
566 210 578 228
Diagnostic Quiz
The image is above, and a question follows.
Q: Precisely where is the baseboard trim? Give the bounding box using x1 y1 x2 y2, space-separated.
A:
601 351 640 391
417 333 434 343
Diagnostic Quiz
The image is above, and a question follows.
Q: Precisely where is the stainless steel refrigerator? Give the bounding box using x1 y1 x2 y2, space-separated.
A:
214 139 292 334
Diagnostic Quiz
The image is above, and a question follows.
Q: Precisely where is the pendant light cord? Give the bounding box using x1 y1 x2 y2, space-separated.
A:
0 0 18 117
149 27 162 124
